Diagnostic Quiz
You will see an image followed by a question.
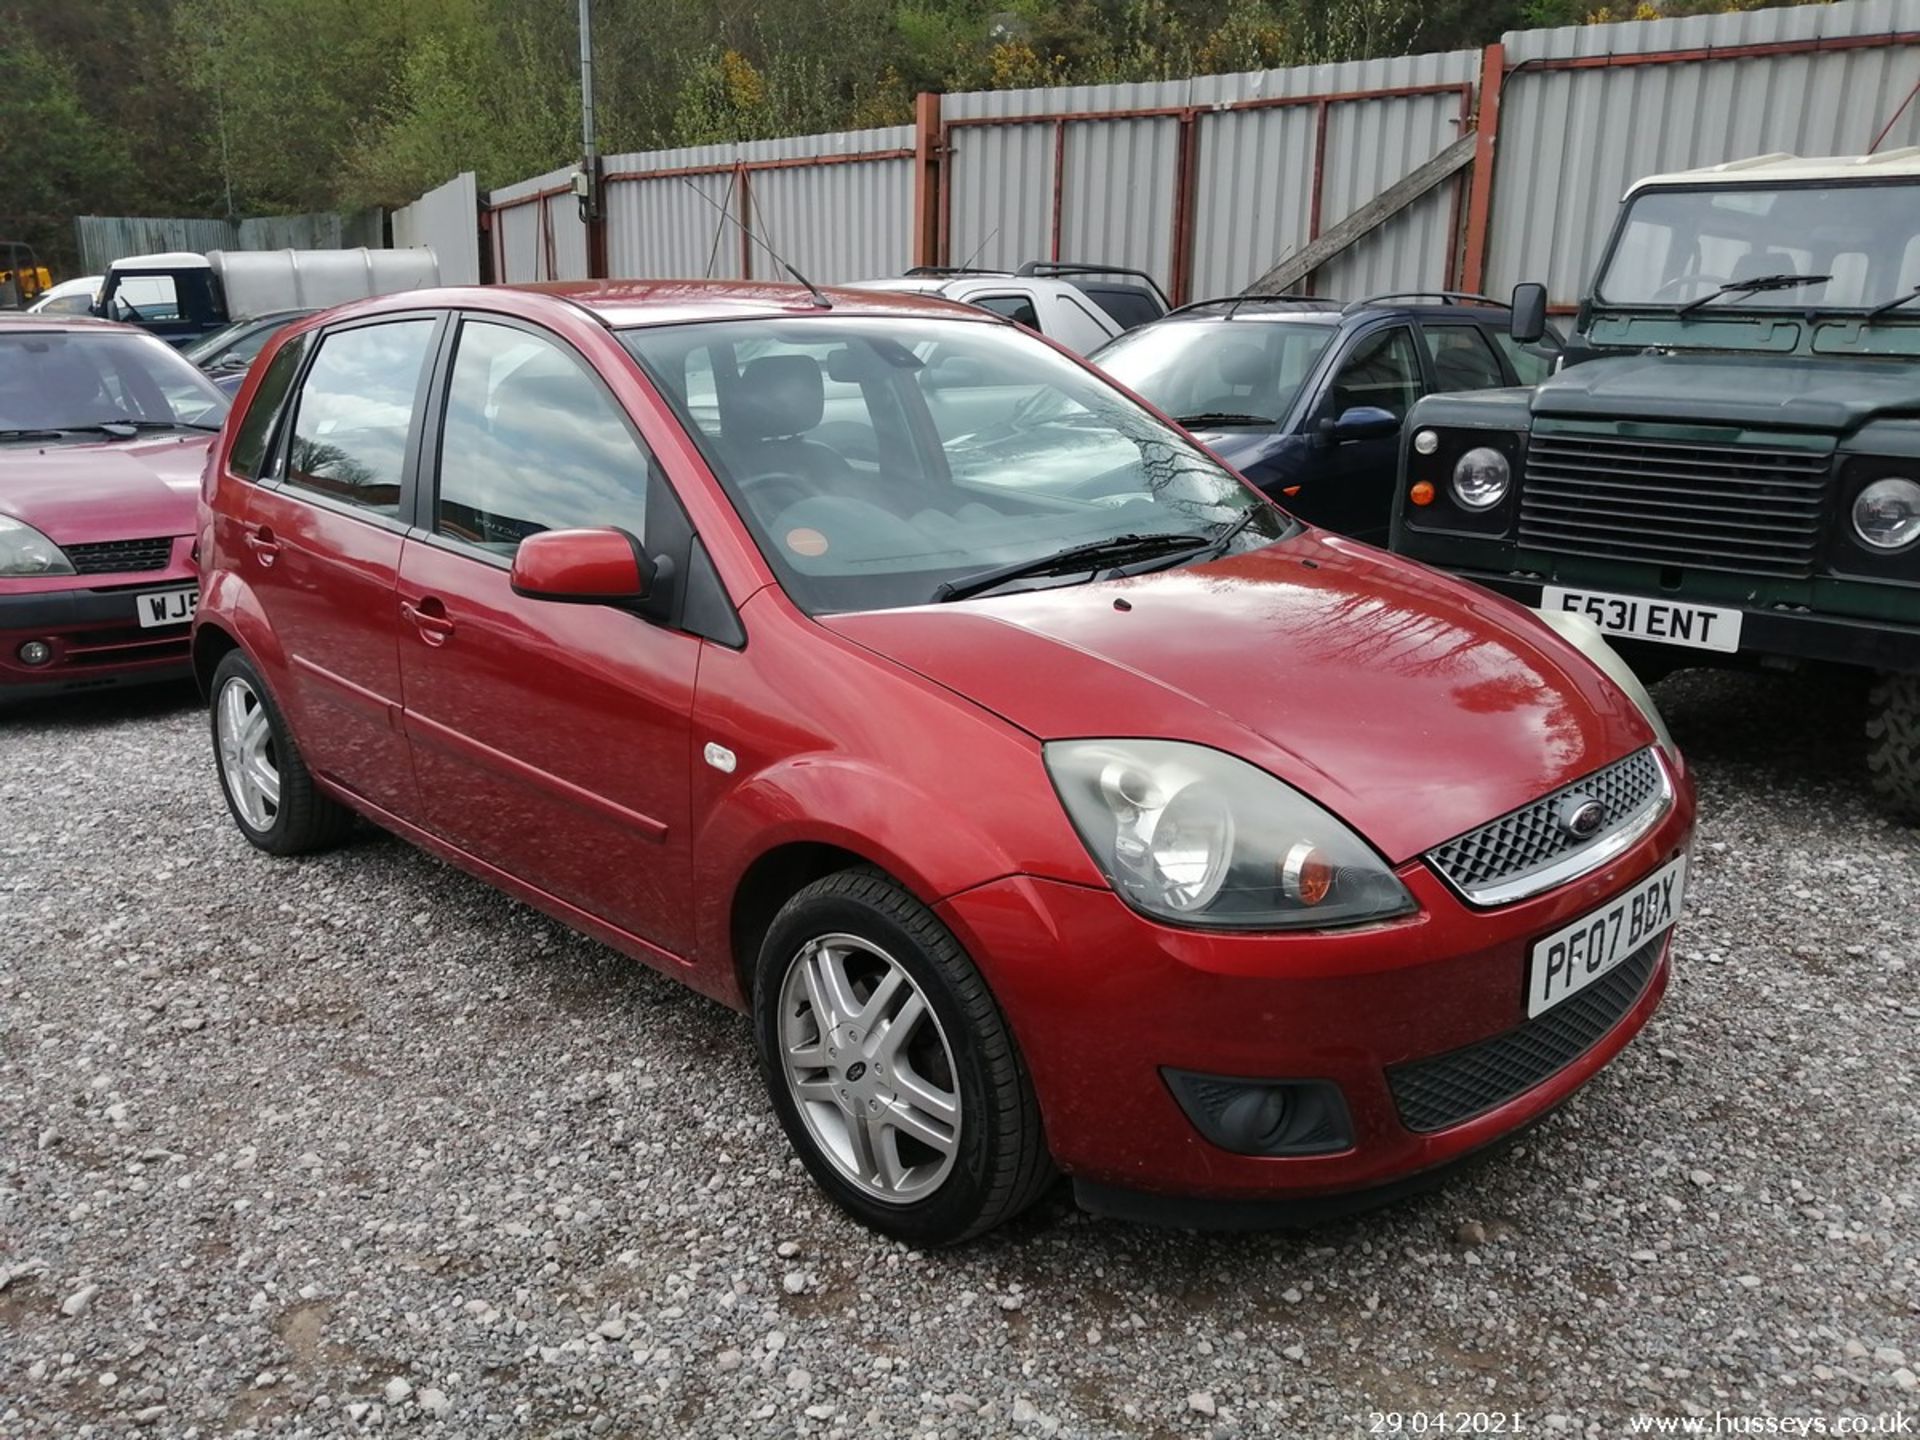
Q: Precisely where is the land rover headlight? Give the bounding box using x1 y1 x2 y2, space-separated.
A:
1852 477 1920 552
1538 609 1679 764
0 516 76 576
1450 447 1510 510
1045 739 1416 929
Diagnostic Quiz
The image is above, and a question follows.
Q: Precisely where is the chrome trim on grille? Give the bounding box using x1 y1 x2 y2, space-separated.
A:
1426 748 1674 907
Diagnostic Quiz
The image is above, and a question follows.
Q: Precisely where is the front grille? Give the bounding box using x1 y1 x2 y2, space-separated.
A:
1387 939 1661 1133
1427 748 1666 903
65 537 174 575
1518 429 1832 578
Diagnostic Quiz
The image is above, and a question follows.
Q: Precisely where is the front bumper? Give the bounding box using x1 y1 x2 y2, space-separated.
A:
0 556 196 701
935 771 1694 1213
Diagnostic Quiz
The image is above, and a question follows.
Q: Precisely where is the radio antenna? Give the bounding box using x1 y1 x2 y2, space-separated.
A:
677 176 832 308
956 228 998 272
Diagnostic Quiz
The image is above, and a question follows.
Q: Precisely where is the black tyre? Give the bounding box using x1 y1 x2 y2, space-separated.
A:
752 866 1053 1245
1866 671 1920 822
209 650 353 855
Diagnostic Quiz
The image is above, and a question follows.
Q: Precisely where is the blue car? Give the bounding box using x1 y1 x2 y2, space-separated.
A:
1094 292 1562 544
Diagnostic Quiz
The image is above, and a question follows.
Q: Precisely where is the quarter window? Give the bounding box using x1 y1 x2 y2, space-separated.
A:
229 332 310 481
972 294 1041 330
434 320 652 556
1325 326 1421 421
284 320 435 516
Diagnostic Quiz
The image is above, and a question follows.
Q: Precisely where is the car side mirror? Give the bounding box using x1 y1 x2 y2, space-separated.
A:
213 354 249 373
1509 282 1548 345
510 527 656 606
1320 405 1400 444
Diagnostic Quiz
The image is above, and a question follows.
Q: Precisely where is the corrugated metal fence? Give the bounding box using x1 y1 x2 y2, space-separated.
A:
394 172 482 285
75 211 384 273
449 0 1920 305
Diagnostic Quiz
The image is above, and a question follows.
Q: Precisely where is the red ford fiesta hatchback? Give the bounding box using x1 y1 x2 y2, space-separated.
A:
194 282 1693 1243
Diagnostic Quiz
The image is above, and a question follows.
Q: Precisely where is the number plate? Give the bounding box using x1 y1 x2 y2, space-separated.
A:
1541 586 1741 654
136 588 197 629
1527 854 1686 1019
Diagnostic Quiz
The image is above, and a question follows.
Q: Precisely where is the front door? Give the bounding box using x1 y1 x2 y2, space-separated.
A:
1301 324 1422 543
244 314 440 817
395 316 700 956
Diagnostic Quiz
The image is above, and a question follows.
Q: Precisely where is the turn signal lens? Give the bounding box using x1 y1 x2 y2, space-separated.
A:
1281 842 1333 905
1409 480 1435 506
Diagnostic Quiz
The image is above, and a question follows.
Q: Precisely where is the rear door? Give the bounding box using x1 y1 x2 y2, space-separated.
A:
241 313 441 817
395 314 700 956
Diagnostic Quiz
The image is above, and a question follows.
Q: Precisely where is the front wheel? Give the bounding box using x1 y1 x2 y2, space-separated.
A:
209 650 353 855
753 868 1053 1245
1866 672 1920 822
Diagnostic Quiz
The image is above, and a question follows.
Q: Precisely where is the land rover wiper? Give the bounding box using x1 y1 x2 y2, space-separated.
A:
933 531 1211 603
1174 411 1276 427
1864 285 1920 323
1677 272 1832 317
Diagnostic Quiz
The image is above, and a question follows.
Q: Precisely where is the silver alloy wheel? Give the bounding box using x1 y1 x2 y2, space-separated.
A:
777 933 962 1204
216 675 281 832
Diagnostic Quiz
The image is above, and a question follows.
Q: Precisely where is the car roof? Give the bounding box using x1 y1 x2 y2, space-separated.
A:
846 274 1103 304
108 251 212 271
0 313 139 336
307 279 1001 330
1627 146 1920 196
1152 294 1513 328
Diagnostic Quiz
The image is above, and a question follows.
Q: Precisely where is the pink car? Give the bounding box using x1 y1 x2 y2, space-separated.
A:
0 316 228 702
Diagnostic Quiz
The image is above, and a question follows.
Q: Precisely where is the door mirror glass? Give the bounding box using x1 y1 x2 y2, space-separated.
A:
509 527 654 604
1326 405 1400 442
1509 282 1549 345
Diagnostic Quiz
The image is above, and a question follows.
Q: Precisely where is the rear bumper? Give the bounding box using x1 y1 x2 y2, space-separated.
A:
0 572 195 701
1422 566 1920 676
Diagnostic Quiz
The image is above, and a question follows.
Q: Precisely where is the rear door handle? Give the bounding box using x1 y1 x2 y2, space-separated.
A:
400 597 455 647
245 526 280 567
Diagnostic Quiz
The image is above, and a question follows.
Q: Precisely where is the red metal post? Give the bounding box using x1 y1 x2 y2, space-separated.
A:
737 164 753 280
1050 120 1068 262
1169 110 1201 305
913 93 943 269
1304 100 1331 296
1460 42 1505 297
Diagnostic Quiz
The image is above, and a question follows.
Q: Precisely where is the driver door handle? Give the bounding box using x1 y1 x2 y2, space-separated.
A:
245 526 280 567
400 597 455 647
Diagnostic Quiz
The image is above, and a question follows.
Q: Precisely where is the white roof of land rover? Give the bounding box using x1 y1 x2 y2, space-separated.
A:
1627 147 1920 195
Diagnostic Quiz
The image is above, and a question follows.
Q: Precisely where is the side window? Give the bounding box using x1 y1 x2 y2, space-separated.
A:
1325 327 1421 422
1492 329 1558 387
1420 324 1507 393
284 319 435 517
434 320 652 556
972 293 1041 330
230 332 311 481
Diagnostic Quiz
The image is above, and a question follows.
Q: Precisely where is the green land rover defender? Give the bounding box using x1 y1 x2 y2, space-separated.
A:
1391 151 1920 817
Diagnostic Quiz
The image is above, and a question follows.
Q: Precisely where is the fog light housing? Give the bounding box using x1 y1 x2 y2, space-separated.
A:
17 639 52 667
1163 1070 1352 1156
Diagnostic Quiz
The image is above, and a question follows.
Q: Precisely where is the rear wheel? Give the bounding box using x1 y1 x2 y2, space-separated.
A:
1866 671 1920 822
209 650 352 855
753 867 1052 1245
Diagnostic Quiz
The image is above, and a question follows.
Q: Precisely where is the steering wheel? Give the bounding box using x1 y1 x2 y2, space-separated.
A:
737 471 816 516
1649 274 1732 301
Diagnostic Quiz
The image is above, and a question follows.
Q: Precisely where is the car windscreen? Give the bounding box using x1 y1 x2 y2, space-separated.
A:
0 329 230 436
621 315 1288 615
1595 182 1920 310
1093 318 1338 426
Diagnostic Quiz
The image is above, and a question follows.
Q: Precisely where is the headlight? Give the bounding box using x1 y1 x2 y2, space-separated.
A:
1537 609 1679 764
1450 447 1510 510
1045 739 1417 930
0 516 75 576
1852 477 1920 552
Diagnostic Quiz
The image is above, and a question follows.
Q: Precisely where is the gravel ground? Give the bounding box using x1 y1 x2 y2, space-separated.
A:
2 668 1916 1440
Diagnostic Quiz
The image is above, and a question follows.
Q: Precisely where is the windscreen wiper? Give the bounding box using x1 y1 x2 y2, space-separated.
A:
1677 272 1832 317
84 417 223 434
933 531 1212 603
1127 505 1269 577
0 428 68 441
1864 285 1920 324
1173 411 1276 427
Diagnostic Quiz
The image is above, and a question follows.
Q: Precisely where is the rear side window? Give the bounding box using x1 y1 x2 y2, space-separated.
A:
284 320 435 517
1325 326 1421 421
1079 285 1163 331
972 293 1040 330
229 332 310 481
433 320 652 556
1420 324 1507 392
